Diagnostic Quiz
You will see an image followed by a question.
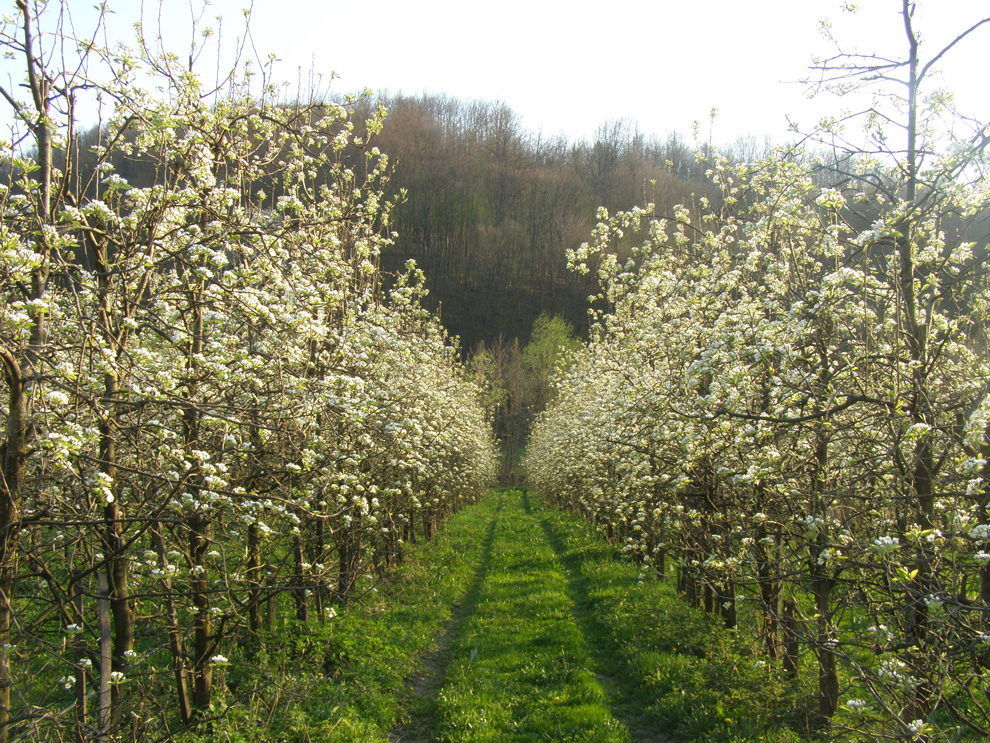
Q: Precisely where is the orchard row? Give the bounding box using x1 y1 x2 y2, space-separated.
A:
0 5 496 740
528 137 990 740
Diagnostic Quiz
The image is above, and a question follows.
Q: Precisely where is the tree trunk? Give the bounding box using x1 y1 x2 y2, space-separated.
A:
0 507 17 743
337 533 362 601
719 581 736 629
0 377 27 743
896 8 936 713
406 509 416 544
101 375 134 728
188 513 212 714
782 599 799 679
0 8 54 734
756 525 780 658
182 283 211 715
97 570 113 740
153 526 191 725
314 520 326 614
70 577 88 743
266 576 277 632
247 523 263 634
293 534 309 623
813 571 838 721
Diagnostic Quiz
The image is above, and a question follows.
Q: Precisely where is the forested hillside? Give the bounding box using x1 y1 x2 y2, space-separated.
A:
371 94 742 350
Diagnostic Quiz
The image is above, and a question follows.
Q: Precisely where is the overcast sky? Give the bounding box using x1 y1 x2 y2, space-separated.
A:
3 0 988 145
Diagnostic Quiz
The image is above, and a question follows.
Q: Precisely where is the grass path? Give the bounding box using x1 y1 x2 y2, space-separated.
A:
391 490 673 743
291 490 803 742
190 490 803 741
388 498 503 742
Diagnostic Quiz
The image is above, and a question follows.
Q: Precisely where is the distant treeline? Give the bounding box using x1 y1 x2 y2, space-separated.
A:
368 94 772 350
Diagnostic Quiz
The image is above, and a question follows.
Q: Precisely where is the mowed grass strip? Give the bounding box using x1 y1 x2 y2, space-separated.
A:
435 490 630 743
217 494 501 743
235 489 805 742
534 494 807 743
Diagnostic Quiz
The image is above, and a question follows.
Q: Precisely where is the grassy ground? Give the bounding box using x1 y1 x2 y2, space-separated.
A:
197 490 812 742
427 490 636 743
530 493 808 743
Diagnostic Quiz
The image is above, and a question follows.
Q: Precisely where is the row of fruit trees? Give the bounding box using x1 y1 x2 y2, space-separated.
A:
527 3 990 739
0 3 496 739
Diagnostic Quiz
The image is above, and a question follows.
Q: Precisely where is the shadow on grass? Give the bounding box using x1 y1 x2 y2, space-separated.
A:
389 497 503 743
520 487 533 514
537 507 676 743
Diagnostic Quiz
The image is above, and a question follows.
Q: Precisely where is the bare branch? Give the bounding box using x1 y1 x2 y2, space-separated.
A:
919 16 990 84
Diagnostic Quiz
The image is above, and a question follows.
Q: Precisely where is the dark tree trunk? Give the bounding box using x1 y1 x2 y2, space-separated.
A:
293 534 309 623
153 527 191 724
248 523 263 634
812 570 838 721
188 513 212 714
719 581 736 629
782 599 799 679
756 524 780 658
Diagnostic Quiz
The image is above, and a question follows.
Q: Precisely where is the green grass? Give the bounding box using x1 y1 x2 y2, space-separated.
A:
434 490 630 742
181 495 497 742
533 493 807 743
188 489 816 741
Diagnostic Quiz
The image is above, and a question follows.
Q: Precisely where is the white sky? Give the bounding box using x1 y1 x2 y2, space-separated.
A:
3 0 988 145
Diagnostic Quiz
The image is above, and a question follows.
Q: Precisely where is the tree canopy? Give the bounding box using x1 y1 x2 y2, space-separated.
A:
528 1 990 737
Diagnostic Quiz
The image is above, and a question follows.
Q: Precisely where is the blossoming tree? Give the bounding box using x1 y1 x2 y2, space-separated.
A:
0 2 495 739
528 2 990 736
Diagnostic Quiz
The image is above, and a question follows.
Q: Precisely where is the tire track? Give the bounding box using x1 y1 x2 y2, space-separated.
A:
389 498 502 742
